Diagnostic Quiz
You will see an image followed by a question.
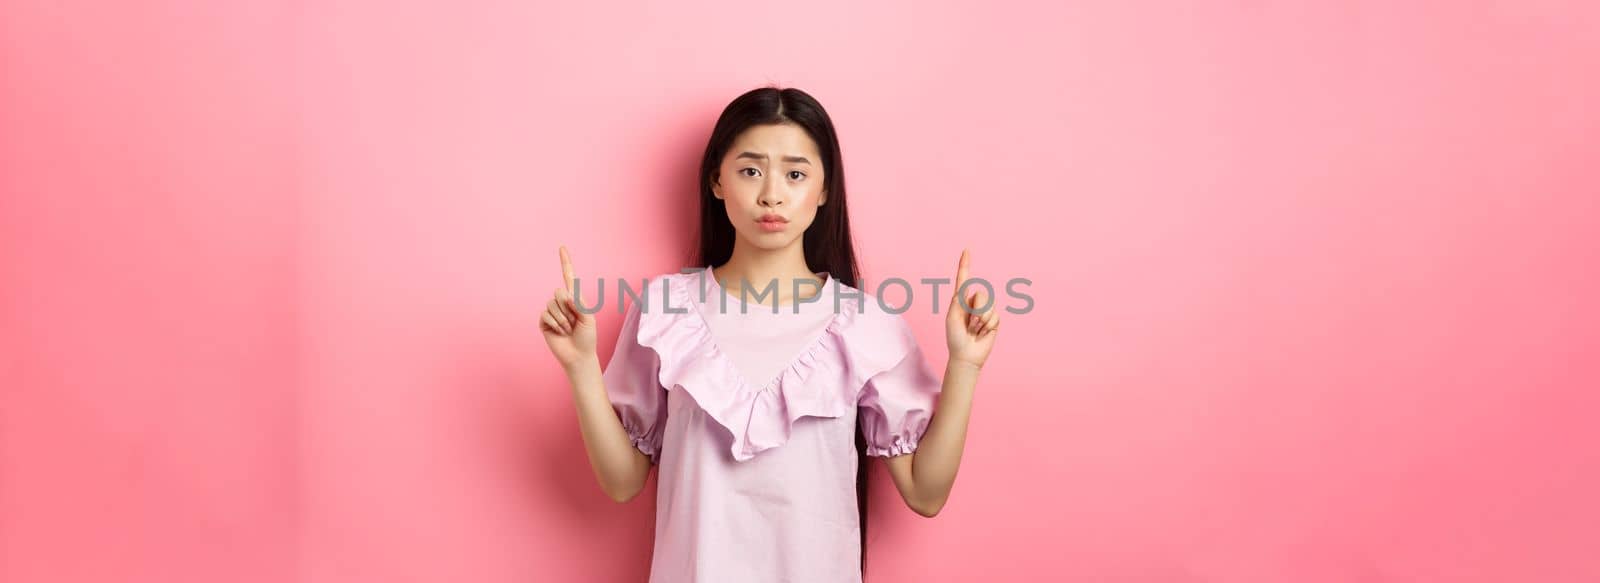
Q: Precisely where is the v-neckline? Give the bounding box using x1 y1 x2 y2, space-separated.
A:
687 266 843 394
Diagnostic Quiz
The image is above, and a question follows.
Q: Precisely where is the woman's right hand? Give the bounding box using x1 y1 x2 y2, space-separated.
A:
541 245 598 371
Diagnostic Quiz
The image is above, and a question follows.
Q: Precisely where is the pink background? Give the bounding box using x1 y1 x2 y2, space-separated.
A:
4 1 1599 581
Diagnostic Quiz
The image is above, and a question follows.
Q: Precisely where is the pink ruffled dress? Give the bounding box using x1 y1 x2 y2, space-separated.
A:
601 266 943 583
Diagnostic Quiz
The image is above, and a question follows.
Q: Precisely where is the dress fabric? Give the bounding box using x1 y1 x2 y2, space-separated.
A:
600 266 944 583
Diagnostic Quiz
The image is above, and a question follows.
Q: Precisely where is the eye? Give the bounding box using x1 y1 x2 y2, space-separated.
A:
788 170 807 181
740 167 761 178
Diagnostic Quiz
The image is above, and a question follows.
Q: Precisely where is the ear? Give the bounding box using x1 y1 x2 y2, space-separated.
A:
819 187 827 207
710 172 723 199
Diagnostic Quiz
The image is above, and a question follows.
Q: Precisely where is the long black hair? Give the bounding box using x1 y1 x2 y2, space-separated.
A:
690 86 868 573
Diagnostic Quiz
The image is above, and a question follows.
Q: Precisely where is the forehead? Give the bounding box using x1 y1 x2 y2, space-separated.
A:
726 124 821 160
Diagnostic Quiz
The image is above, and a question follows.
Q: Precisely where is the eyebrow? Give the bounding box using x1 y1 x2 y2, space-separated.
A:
735 151 812 165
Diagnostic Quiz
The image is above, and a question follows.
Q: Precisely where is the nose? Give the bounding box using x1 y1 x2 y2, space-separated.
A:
758 180 783 208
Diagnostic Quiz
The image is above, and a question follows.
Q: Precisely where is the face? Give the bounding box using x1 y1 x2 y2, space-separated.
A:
710 123 827 251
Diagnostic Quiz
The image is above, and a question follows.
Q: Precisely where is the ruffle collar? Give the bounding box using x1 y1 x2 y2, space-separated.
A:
633 269 918 462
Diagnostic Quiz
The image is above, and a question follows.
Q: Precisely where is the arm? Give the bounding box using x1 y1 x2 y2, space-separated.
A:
539 247 652 503
883 358 980 517
565 354 654 503
883 248 1000 517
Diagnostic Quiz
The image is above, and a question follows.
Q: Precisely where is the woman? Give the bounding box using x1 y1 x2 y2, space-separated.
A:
540 86 999 582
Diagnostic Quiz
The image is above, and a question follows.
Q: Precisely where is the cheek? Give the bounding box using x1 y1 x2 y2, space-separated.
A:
794 193 825 225
721 190 758 213
805 185 827 208
781 180 821 205
716 180 747 204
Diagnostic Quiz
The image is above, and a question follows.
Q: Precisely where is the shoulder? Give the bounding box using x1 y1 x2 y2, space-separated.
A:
828 280 923 379
609 269 703 313
833 280 915 335
620 270 714 365
824 282 931 388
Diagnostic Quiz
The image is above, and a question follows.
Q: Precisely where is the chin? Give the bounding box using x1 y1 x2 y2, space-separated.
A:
739 230 803 250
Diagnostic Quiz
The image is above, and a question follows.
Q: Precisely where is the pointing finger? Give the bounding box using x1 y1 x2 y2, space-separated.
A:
559 245 576 293
954 248 970 290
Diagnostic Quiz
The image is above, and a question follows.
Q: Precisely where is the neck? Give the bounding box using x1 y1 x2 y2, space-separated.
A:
713 240 824 304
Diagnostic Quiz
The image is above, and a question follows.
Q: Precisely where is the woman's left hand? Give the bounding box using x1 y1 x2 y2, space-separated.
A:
945 248 1000 370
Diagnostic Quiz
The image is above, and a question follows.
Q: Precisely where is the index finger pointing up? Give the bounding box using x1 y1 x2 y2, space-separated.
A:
954 247 970 290
560 245 576 292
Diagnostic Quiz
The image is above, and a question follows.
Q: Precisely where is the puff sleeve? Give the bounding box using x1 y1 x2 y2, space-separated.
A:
856 316 943 457
600 298 668 465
